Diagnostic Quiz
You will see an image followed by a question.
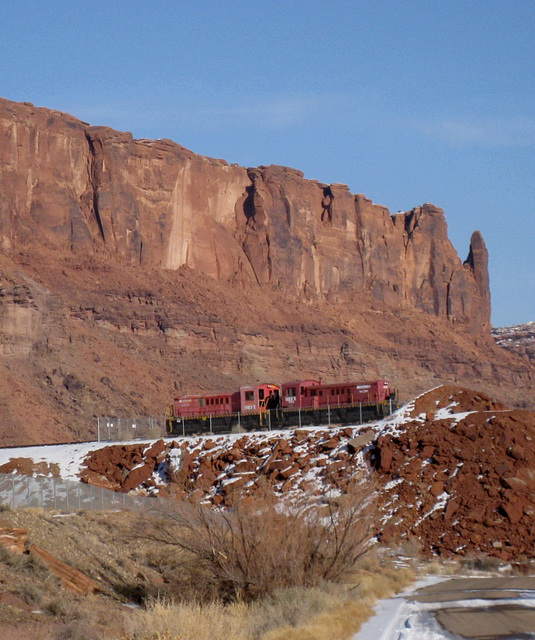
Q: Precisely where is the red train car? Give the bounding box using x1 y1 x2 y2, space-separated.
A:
172 391 240 419
167 378 397 436
239 383 281 413
282 379 394 409
281 380 320 409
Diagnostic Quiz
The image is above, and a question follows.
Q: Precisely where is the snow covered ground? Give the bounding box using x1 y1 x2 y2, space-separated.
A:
0 440 135 481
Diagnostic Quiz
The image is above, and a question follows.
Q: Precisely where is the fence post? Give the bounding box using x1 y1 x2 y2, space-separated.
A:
359 402 362 425
97 417 100 442
298 407 301 429
182 417 185 438
327 403 331 425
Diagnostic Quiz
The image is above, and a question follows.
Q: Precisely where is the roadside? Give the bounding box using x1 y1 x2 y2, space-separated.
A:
354 576 535 640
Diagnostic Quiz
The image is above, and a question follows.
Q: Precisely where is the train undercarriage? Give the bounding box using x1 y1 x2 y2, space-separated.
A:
165 400 398 438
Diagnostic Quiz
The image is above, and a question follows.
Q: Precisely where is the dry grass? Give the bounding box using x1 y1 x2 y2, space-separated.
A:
0 498 417 640
123 598 250 640
123 564 415 640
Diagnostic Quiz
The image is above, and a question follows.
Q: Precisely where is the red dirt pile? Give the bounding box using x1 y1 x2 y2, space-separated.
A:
80 427 374 504
176 427 374 506
80 439 176 493
374 386 535 560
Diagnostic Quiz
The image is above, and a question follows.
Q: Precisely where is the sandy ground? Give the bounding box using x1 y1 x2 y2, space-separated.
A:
355 576 535 640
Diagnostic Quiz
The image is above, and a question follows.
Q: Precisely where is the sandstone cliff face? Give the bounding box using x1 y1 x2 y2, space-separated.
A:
0 97 531 446
0 97 489 333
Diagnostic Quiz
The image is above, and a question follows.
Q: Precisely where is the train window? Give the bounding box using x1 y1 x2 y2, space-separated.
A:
200 398 204 407
311 389 316 397
245 391 254 401
287 387 296 396
319 390 323 396
226 398 229 404
259 389 265 400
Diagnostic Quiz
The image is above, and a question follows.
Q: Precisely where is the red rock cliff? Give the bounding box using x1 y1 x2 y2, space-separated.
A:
0 97 489 333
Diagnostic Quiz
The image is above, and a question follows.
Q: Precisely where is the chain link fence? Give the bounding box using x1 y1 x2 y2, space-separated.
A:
0 472 154 513
96 417 166 442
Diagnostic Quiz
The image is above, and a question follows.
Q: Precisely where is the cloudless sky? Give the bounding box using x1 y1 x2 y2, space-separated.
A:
1 1 533 326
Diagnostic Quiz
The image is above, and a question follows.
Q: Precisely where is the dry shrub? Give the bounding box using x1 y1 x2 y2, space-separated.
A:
260 566 414 640
246 584 346 638
124 598 249 640
260 599 374 640
354 565 414 600
143 483 375 601
459 553 504 573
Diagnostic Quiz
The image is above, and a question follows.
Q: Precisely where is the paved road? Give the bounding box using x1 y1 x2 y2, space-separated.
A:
355 576 535 640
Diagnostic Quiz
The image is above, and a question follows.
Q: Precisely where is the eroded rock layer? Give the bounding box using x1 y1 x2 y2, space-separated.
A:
1 97 489 330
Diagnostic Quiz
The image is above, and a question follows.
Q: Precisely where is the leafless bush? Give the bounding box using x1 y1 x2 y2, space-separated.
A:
459 553 504 573
142 481 376 601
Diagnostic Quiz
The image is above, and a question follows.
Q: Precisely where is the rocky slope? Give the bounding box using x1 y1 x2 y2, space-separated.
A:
493 322 535 362
0 97 533 446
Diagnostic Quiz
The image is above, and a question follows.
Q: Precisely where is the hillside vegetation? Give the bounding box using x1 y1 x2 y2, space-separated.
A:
0 503 414 640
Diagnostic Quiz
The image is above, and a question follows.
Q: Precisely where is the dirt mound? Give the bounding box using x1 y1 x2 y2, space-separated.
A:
409 385 507 418
374 386 535 560
79 427 374 505
80 439 181 493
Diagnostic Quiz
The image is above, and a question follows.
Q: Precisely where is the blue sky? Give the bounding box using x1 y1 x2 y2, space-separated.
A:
1 1 533 326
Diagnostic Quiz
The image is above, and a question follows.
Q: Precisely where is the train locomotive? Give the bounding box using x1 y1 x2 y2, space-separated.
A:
166 378 397 436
